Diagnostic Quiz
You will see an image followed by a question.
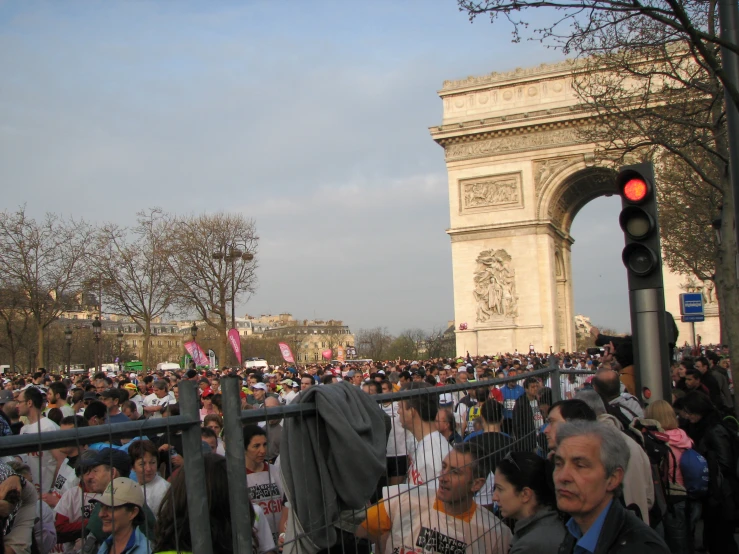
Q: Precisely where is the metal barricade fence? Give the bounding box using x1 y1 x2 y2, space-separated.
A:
0 381 215 554
0 359 596 554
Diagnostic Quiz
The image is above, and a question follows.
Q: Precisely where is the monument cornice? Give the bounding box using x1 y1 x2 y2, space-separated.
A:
440 59 586 93
435 118 593 162
447 220 573 243
430 104 592 138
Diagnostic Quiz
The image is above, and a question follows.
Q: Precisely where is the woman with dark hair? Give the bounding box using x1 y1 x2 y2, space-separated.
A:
492 452 564 554
680 391 739 554
203 414 226 455
129 439 170 516
154 453 275 554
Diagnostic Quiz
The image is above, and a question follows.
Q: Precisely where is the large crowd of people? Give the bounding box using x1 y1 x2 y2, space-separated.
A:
0 340 734 554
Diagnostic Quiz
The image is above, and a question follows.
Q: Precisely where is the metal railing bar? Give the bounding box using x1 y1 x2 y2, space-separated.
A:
0 414 199 455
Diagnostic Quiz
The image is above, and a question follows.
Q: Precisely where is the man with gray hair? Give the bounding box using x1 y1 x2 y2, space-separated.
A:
574 389 654 524
554 420 668 553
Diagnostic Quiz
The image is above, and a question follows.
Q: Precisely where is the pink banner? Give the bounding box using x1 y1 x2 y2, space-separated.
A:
278 342 295 364
228 329 243 365
336 345 345 362
321 349 332 360
184 340 209 366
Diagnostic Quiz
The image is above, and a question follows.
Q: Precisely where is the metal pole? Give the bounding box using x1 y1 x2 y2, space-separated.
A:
691 322 696 349
548 354 562 402
632 288 671 402
178 380 215 554
719 0 739 276
231 262 236 331
221 375 253 554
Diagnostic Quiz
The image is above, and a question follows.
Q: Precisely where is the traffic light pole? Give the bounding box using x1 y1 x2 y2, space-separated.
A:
631 288 671 402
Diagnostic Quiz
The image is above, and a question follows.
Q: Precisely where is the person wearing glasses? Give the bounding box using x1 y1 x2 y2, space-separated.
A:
492 452 564 554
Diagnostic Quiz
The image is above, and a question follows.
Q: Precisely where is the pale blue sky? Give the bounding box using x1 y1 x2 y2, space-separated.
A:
0 1 629 335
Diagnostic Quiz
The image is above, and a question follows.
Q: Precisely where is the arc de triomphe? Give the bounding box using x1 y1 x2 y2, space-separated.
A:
430 60 721 355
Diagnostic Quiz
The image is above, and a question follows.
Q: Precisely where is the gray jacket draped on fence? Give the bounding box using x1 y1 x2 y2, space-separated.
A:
281 381 390 554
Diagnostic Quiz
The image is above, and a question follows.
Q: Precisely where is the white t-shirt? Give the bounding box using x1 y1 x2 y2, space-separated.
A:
530 399 544 430
382 402 410 457
45 404 75 418
369 485 511 554
19 417 60 493
247 463 285 541
36 498 57 554
253 503 277 554
129 394 145 414
54 487 102 553
141 474 170 516
407 431 452 488
143 392 175 418
51 458 79 499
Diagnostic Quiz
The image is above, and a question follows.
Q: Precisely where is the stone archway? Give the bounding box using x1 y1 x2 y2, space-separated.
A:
430 61 719 355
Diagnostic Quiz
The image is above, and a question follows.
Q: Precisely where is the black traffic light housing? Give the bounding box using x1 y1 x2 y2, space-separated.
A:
617 162 665 290
616 161 672 404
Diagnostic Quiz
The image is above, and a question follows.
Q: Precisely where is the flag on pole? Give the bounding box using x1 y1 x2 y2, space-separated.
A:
228 329 243 366
184 341 209 367
278 342 295 364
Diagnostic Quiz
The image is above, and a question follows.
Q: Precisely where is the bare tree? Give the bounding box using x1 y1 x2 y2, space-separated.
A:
459 0 739 109
355 327 393 361
0 207 93 368
166 212 258 366
0 285 32 372
460 0 739 404
93 208 177 371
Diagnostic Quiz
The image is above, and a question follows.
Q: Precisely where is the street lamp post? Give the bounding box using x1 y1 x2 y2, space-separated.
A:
92 316 102 372
117 327 124 374
65 326 72 375
213 246 253 366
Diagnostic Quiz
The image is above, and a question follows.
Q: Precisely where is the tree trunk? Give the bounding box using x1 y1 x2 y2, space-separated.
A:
36 320 44 370
142 321 151 373
219 322 228 369
713 196 739 409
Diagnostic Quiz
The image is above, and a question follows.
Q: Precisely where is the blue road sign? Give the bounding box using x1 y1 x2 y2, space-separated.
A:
679 293 704 316
681 314 705 323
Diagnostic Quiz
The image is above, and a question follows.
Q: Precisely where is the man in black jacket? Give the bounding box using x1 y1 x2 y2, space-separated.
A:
554 420 668 554
512 376 544 452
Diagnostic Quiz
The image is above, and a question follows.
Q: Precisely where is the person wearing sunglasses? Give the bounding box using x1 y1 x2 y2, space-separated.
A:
492 452 564 554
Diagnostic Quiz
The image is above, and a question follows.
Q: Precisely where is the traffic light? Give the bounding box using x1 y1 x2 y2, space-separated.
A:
616 161 671 404
617 162 664 290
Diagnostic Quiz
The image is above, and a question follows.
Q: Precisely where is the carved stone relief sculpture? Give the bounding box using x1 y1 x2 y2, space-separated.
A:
681 275 718 305
473 249 519 322
460 173 523 213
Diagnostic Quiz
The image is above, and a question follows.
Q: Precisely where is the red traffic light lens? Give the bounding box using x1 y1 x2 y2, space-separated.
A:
622 178 648 202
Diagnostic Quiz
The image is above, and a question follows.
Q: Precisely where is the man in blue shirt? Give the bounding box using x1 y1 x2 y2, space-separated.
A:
553 420 668 554
500 369 524 421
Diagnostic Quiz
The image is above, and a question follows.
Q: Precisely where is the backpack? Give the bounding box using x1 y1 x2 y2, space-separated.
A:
630 419 687 527
607 402 644 448
679 448 710 498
